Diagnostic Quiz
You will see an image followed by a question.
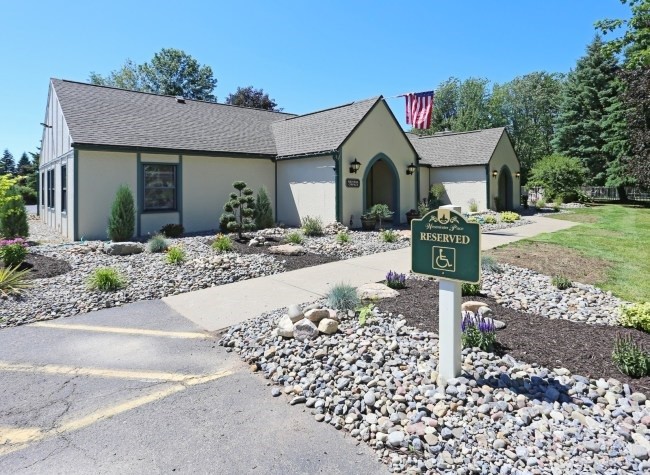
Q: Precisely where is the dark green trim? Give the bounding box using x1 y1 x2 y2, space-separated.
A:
73 149 79 241
136 153 142 236
415 164 421 205
274 159 278 221
333 151 341 223
178 155 183 228
73 143 274 160
362 153 400 225
380 97 422 160
276 150 338 161
485 165 491 210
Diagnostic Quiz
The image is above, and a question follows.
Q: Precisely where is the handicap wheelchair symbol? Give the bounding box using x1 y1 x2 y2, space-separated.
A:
432 246 456 273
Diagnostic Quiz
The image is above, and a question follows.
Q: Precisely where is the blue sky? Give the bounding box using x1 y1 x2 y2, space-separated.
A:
0 0 629 160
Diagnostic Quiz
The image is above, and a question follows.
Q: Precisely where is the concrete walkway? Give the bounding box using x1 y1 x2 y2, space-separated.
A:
164 215 578 331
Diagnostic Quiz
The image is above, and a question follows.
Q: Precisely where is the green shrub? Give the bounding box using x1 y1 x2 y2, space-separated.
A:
468 199 479 213
0 238 28 267
220 181 256 240
429 183 446 208
301 215 323 236
336 231 351 244
285 231 304 245
417 200 430 217
107 185 135 242
212 234 233 252
528 154 586 202
87 267 126 291
619 303 650 333
160 223 184 238
0 188 29 238
0 265 31 296
166 246 186 265
369 204 393 229
326 282 360 312
357 303 374 327
380 229 398 243
481 255 502 274
612 334 650 378
254 186 274 229
16 185 37 206
552 275 572 290
499 211 520 223
467 216 478 224
535 198 547 209
146 234 169 253
462 282 481 296
484 215 497 224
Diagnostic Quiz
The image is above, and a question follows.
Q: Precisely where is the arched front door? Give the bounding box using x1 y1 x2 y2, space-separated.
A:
497 165 513 211
363 154 400 225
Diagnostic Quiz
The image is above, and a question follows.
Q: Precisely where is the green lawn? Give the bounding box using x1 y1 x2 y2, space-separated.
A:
532 204 650 303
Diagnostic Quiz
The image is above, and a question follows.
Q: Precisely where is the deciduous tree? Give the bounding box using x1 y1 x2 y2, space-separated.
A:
225 86 282 111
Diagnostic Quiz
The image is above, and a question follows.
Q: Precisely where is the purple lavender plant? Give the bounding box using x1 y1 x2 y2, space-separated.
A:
385 270 407 289
461 310 496 351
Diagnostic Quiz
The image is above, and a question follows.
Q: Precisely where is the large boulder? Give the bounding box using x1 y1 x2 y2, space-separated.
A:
287 304 304 323
293 319 319 341
269 244 306 256
357 283 399 300
277 314 294 338
103 242 144 256
318 318 339 335
304 308 329 323
461 300 489 314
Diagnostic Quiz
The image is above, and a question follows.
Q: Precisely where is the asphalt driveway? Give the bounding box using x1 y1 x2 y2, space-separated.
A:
0 300 386 474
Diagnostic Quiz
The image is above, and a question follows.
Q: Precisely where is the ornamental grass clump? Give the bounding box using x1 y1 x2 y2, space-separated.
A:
146 234 169 253
326 282 360 312
481 255 502 274
87 267 126 291
468 199 479 213
212 234 233 252
461 311 496 351
301 215 323 236
380 229 398 243
166 246 186 265
0 265 31 296
0 238 28 267
285 231 304 245
552 275 572 290
619 302 650 333
335 230 351 244
484 215 497 224
499 211 520 223
612 334 650 378
385 270 407 289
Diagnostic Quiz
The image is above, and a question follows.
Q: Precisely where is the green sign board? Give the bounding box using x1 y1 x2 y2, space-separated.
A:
411 208 481 283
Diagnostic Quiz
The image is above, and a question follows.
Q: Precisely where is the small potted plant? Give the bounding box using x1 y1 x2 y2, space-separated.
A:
360 212 377 231
369 204 393 230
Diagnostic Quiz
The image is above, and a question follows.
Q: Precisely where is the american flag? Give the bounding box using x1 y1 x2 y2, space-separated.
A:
404 91 434 129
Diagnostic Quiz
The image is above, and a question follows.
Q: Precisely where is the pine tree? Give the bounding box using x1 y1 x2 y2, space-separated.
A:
16 153 31 175
552 36 620 185
220 181 255 240
254 186 274 229
0 149 16 175
107 185 136 241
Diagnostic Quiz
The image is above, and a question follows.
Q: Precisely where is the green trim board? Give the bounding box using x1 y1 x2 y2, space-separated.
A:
333 150 341 223
178 155 183 227
73 149 79 241
362 153 400 225
276 149 338 161
485 165 491 211
72 143 275 160
136 153 142 237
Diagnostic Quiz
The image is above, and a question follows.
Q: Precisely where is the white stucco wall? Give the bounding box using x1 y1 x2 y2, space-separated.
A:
77 150 137 240
488 133 521 210
430 166 488 213
340 101 418 226
276 156 336 227
182 155 275 233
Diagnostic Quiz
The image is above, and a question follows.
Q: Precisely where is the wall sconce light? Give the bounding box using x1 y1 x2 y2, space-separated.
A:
492 170 498 178
349 158 361 174
406 163 416 175
515 171 521 179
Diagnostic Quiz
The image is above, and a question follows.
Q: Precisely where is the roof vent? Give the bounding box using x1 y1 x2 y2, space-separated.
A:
175 96 186 104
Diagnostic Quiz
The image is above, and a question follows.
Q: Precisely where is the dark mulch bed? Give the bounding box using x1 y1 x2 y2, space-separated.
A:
379 279 650 394
1 253 72 280
229 239 339 272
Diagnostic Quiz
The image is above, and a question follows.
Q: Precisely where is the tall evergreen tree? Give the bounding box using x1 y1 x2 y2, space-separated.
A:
552 36 620 185
0 149 15 175
16 153 31 175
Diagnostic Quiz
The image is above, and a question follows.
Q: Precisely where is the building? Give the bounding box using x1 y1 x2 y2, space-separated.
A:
39 79 520 240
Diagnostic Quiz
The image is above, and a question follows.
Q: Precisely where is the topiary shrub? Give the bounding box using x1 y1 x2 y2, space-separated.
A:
369 204 393 230
552 275 572 290
146 234 169 253
285 231 304 245
0 238 28 267
301 215 323 236
462 282 481 296
0 187 29 238
619 302 650 333
254 186 274 229
166 246 185 265
220 181 256 240
212 234 233 252
160 223 184 238
612 334 650 378
0 265 31 296
87 267 126 291
107 185 135 242
326 282 360 312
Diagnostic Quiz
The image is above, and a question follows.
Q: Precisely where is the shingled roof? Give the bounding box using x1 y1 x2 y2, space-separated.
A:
407 127 507 167
51 79 296 156
271 97 380 158
51 79 382 158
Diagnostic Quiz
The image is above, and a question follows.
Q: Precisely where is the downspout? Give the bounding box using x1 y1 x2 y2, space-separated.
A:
332 150 341 223
485 164 490 211
274 159 278 224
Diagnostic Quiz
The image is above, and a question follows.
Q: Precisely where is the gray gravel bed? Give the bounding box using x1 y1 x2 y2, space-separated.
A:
220 304 650 474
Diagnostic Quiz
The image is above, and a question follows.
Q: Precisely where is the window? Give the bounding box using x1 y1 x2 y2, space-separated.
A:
41 172 45 206
47 169 55 209
61 165 67 213
143 164 177 211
